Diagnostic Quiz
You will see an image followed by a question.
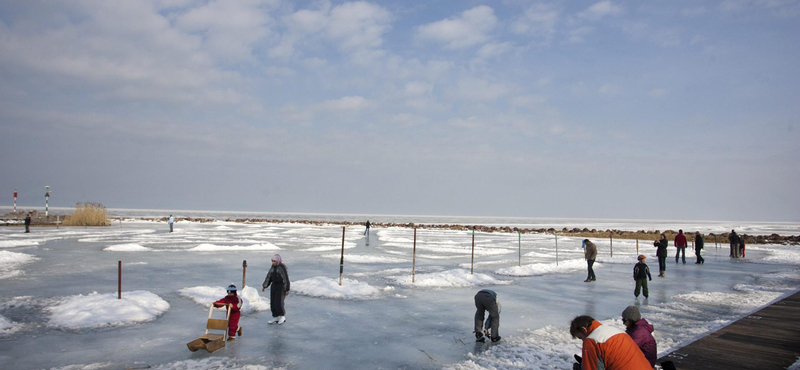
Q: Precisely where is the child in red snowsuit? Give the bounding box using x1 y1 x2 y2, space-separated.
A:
213 284 243 340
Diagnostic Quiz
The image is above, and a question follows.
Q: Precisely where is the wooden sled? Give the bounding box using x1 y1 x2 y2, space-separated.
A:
187 304 232 353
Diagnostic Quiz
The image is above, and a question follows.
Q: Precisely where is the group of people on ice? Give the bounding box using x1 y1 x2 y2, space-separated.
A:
213 253 290 341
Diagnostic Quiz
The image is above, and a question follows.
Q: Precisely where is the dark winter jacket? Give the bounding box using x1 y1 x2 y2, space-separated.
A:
674 233 687 248
625 318 657 368
654 239 668 257
696 235 704 251
24 216 31 226
263 263 290 292
584 241 597 260
633 262 652 281
729 232 740 246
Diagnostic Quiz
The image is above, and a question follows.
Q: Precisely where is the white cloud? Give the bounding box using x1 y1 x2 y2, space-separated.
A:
450 78 510 101
598 83 622 96
476 42 513 59
416 6 497 49
648 88 668 97
577 1 624 21
681 6 708 17
510 95 548 109
404 81 434 96
511 3 559 42
320 95 370 111
568 26 594 43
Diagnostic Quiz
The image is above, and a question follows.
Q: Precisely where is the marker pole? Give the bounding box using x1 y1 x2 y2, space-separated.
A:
339 226 345 286
470 227 475 274
412 228 417 283
242 260 247 289
13 190 17 212
518 232 521 267
45 186 50 216
555 233 559 266
118 261 122 299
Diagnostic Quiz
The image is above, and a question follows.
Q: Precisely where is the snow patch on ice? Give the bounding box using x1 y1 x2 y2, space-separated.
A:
495 259 592 276
103 243 152 252
300 242 357 252
320 253 407 263
46 291 169 330
0 250 39 279
188 243 280 251
388 269 511 288
292 276 382 299
0 314 21 334
177 286 269 313
0 239 39 248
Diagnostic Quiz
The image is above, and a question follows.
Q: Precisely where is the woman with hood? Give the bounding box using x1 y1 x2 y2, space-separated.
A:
654 234 668 277
621 305 657 368
262 254 290 324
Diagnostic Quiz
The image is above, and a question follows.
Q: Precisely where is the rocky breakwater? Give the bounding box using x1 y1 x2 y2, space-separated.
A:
0 210 64 227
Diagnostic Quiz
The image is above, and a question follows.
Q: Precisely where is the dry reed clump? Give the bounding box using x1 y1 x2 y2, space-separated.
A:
63 202 108 226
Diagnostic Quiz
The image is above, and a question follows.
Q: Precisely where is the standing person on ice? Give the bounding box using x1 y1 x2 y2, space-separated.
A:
473 289 501 342
24 213 31 233
632 255 652 299
213 284 243 341
674 229 687 264
621 306 657 368
729 229 740 258
583 239 597 282
364 220 371 236
654 234 668 277
168 214 174 233
695 232 705 264
262 254 290 324
569 315 651 370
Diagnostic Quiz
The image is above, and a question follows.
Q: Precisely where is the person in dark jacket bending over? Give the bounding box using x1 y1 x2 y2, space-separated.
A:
473 289 501 342
262 254 290 325
654 234 668 277
621 305 657 368
583 239 597 282
695 232 705 264
674 229 687 264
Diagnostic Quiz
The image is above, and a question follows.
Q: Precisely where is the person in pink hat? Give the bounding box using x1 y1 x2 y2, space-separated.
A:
262 254 290 324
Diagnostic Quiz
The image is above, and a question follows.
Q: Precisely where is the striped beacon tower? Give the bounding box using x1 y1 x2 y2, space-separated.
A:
45 186 50 216
13 189 17 212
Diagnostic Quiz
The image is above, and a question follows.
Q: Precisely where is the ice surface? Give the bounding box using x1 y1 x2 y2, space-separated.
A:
0 218 799 369
46 291 170 330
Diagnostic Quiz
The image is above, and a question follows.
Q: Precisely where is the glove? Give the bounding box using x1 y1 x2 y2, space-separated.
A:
573 363 582 370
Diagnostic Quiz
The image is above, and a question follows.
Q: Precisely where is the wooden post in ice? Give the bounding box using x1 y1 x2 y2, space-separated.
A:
412 227 417 283
555 233 559 266
636 239 639 254
45 186 50 216
339 226 345 286
13 189 17 212
118 261 122 299
242 260 247 289
470 227 475 274
609 233 613 257
715 235 718 249
518 232 521 267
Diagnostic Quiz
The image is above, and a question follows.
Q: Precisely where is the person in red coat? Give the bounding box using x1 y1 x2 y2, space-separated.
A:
213 284 243 340
674 230 687 264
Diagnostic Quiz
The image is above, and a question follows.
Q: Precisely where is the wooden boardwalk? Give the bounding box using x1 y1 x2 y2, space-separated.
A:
658 290 800 370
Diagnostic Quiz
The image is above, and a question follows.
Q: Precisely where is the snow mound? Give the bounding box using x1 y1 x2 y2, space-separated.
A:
188 243 280 251
149 358 272 370
103 243 152 252
177 286 269 313
0 240 39 248
388 269 512 288
320 254 407 263
674 290 783 308
495 259 591 276
0 250 39 279
300 242 357 252
0 314 21 335
46 291 170 330
292 276 382 299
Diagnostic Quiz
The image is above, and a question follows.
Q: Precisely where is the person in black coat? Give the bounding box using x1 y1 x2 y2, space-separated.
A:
695 232 705 264
654 234 668 277
729 230 740 258
24 213 32 233
262 254 290 324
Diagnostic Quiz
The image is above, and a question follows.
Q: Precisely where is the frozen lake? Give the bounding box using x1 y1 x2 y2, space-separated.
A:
1 219 799 369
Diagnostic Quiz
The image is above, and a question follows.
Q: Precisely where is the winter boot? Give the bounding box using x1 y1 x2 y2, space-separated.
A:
237 326 243 336
277 316 286 325
268 317 278 324
227 337 236 341
475 332 485 342
491 336 502 342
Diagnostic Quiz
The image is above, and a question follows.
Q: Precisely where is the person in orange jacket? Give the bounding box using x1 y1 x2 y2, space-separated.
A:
213 284 243 340
570 315 652 370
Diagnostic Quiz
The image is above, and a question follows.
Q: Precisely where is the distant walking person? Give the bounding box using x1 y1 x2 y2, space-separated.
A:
364 220 371 236
729 230 740 258
473 289 500 342
633 255 652 298
24 213 31 233
621 306 657 368
674 229 687 264
583 239 597 282
695 232 705 264
168 214 174 233
262 254 290 325
654 234 668 277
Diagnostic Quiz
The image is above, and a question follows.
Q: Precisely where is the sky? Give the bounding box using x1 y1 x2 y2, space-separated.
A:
0 0 798 222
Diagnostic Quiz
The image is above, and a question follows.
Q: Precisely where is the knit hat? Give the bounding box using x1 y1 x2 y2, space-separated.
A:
272 254 282 264
637 254 646 261
226 284 237 292
622 305 641 322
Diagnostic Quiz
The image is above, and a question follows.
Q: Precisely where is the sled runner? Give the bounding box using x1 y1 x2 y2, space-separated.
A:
186 303 232 353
